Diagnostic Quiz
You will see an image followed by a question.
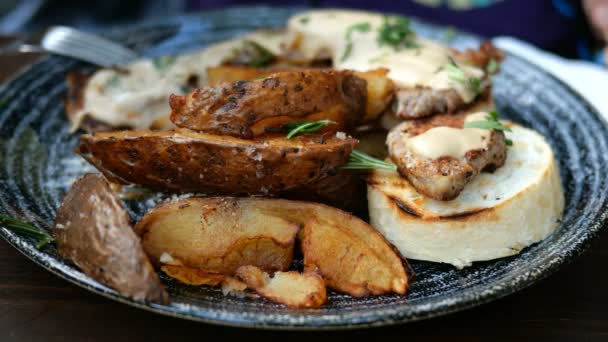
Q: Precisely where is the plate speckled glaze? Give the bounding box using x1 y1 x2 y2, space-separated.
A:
1 6 607 330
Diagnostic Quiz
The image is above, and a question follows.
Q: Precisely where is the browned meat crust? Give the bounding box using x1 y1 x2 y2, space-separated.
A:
387 112 508 201
169 69 367 139
78 129 357 195
394 42 503 120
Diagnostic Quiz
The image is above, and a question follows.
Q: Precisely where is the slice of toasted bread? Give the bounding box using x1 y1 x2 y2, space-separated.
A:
367 124 565 268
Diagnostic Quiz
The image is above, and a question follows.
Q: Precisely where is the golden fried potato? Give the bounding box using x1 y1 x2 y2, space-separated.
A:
53 174 169 304
301 217 409 297
160 265 225 286
355 69 395 122
78 129 356 195
134 197 410 298
134 197 300 274
236 265 327 308
169 69 367 138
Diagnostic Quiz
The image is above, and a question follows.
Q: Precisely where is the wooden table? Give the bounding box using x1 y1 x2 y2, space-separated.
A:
1 38 607 342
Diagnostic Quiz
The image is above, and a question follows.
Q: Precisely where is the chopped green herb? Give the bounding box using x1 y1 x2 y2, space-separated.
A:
341 22 372 62
226 40 275 68
377 15 419 51
486 58 498 74
299 16 310 24
445 57 481 95
106 74 121 88
152 55 176 71
0 215 54 249
282 120 336 139
341 150 397 171
369 52 390 64
464 110 513 146
442 27 457 42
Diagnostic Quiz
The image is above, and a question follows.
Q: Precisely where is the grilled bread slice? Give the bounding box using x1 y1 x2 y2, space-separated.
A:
367 123 564 268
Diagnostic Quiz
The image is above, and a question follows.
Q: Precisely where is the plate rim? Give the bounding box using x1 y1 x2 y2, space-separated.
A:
1 6 607 330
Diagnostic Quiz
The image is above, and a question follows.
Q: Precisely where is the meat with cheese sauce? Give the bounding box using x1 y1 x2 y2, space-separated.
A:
387 112 508 201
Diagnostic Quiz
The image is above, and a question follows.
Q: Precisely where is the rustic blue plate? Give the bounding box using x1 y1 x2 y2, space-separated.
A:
1 6 607 330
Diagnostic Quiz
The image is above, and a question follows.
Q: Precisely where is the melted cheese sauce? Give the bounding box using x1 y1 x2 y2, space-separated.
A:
405 112 491 159
287 9 485 102
73 30 285 130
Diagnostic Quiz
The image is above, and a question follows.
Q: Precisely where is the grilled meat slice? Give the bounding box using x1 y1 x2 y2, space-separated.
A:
394 42 504 120
387 112 508 201
169 69 367 139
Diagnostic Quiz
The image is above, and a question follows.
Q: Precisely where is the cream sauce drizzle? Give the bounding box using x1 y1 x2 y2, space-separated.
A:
405 112 491 159
287 9 485 102
73 30 285 130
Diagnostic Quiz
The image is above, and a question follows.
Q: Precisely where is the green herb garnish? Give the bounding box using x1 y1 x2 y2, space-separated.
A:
464 111 513 146
299 16 310 24
106 74 121 88
445 57 482 95
340 22 372 62
442 27 457 42
377 15 419 51
282 120 336 139
341 150 397 171
0 215 53 249
152 55 176 71
227 40 275 68
486 58 498 74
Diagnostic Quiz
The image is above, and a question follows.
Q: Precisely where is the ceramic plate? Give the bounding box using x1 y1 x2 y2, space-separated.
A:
1 6 607 329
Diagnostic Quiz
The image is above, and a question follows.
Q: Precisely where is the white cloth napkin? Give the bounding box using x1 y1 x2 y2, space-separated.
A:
493 37 608 120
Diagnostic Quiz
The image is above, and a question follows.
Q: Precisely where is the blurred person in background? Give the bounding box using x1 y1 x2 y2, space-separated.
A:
0 0 607 64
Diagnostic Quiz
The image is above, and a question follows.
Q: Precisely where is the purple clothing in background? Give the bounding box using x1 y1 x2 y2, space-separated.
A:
188 0 586 57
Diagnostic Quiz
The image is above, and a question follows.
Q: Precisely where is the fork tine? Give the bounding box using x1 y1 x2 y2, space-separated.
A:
41 26 138 67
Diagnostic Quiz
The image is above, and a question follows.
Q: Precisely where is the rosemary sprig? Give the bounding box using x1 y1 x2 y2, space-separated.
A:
228 40 275 68
283 120 336 139
152 55 176 72
445 57 481 95
486 58 498 74
341 22 372 62
341 150 397 171
377 15 419 51
0 215 54 249
464 111 513 146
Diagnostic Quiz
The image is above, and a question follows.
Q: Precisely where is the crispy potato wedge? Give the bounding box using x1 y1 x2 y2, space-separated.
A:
160 265 225 286
356 69 395 122
53 174 169 304
169 69 367 138
236 265 327 308
206 66 394 125
300 218 409 297
134 197 410 298
134 197 300 274
78 129 357 195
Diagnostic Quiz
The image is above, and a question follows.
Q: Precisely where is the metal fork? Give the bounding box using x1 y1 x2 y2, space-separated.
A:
1 26 139 67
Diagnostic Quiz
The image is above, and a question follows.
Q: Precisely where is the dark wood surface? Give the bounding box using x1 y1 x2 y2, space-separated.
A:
1 38 608 342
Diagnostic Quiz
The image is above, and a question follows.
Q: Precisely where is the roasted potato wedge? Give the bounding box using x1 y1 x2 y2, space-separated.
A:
356 68 395 122
134 197 300 274
160 265 225 286
236 265 327 308
206 66 394 125
53 174 169 304
78 129 357 195
169 69 367 138
135 197 410 297
301 218 408 297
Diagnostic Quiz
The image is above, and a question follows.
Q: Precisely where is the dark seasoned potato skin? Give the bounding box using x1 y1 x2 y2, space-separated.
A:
78 129 357 195
53 174 169 304
169 69 367 138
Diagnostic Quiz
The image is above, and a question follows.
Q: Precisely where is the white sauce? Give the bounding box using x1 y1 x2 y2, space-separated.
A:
73 30 286 130
287 9 484 102
406 112 491 159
